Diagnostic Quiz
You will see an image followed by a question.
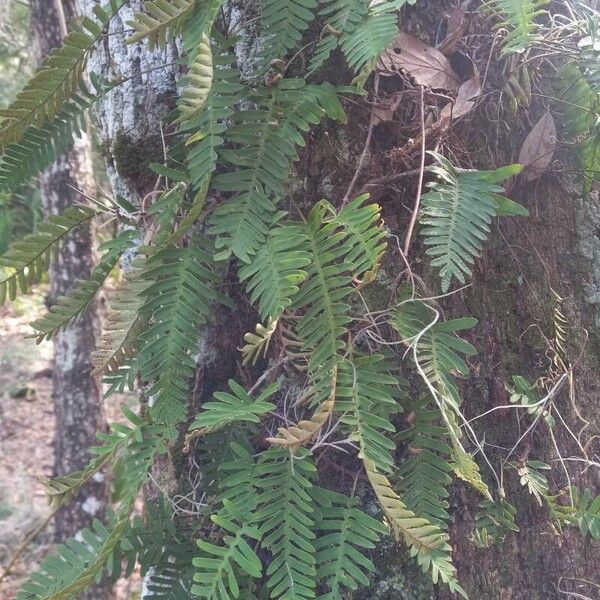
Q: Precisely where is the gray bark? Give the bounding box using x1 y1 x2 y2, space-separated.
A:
29 0 108 553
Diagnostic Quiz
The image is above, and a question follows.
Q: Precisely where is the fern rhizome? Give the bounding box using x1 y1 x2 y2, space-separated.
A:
1 1 600 599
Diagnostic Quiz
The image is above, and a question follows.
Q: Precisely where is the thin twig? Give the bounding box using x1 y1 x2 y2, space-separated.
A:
403 85 426 256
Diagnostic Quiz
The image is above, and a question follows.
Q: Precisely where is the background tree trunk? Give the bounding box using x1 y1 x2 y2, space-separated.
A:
29 2 108 597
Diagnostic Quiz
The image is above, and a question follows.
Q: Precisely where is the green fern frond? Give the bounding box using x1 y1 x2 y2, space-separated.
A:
514 460 550 506
471 499 519 547
210 80 345 262
254 448 317 600
128 0 196 50
313 487 387 599
0 204 95 305
91 272 149 376
397 399 453 528
193 504 262 600
573 487 600 539
189 380 278 435
0 0 125 149
183 53 244 194
485 0 549 56
138 238 228 429
336 354 402 474
259 0 318 68
177 34 213 125
419 153 523 292
30 230 137 342
239 222 310 322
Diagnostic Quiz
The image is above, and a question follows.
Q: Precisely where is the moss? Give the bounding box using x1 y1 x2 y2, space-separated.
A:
111 131 165 190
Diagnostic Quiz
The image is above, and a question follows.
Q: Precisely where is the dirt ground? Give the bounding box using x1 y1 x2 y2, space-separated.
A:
0 292 140 599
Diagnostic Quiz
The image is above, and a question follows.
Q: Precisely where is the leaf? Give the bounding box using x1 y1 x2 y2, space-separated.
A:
240 318 279 366
439 73 481 122
377 32 460 90
518 111 557 180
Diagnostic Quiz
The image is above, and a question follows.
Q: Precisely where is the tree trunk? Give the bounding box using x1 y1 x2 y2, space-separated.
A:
71 1 600 599
29 0 107 582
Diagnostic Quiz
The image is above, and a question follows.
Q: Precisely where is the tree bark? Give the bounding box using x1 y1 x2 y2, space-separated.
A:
30 0 107 576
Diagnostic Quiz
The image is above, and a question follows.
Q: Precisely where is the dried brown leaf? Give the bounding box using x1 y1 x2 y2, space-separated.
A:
439 70 481 122
518 111 557 181
377 32 460 90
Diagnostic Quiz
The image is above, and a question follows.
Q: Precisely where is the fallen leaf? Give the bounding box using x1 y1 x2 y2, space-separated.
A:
439 69 481 122
518 111 557 181
377 32 460 90
373 93 402 124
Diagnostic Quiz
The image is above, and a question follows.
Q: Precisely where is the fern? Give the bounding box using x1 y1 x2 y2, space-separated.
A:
0 204 95 305
238 222 310 322
313 487 387 599
486 0 549 56
573 487 600 539
397 399 453 528
471 499 519 547
138 238 228 429
0 0 125 149
189 380 278 435
210 81 345 262
192 504 262 600
419 153 523 292
177 34 213 125
259 0 318 68
254 448 317 600
30 230 136 342
240 318 279 365
128 0 196 50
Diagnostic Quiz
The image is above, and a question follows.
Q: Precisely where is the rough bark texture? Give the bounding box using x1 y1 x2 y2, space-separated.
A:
29 0 107 555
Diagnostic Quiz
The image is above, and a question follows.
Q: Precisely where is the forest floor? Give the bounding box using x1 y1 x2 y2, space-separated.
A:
0 292 139 599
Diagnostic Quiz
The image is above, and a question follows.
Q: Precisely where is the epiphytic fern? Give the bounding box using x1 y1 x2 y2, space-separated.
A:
419 153 523 292
188 380 278 435
508 375 555 427
192 504 263 600
258 0 318 68
266 366 337 449
91 271 149 376
515 460 551 506
397 399 453 528
128 0 196 49
336 355 402 474
0 0 125 149
238 222 310 322
573 487 600 539
183 53 243 194
240 318 279 366
485 0 549 56
210 81 345 262
138 238 227 429
471 499 519 547
30 230 137 342
0 204 95 305
254 448 317 600
313 487 388 599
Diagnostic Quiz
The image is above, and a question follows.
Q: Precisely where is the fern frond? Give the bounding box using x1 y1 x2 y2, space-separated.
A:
91 272 149 375
210 81 345 262
336 355 402 474
0 0 125 149
363 459 464 595
188 380 278 435
30 230 136 342
259 0 318 68
240 318 279 366
0 204 95 305
471 499 519 547
573 487 600 539
266 366 337 449
176 34 213 125
128 0 196 50
238 222 310 322
313 487 387 599
183 54 243 194
254 448 317 600
515 460 550 506
419 153 522 292
138 238 227 429
397 399 453 528
192 504 262 600
485 0 549 56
